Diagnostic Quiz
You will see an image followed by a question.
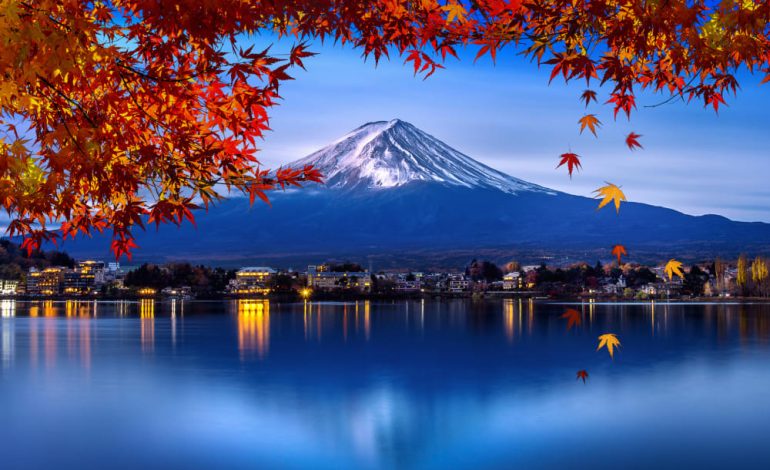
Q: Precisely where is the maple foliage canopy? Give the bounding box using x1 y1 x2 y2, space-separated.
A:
2 0 770 257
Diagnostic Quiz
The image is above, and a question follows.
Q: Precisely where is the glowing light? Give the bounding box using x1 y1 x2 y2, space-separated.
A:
138 288 157 297
140 299 155 352
504 299 514 343
0 299 14 318
237 299 270 358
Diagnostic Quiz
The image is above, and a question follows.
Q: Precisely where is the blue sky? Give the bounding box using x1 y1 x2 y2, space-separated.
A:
255 39 770 223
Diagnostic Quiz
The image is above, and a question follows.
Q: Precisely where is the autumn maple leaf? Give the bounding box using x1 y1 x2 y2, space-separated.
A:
665 259 684 280
580 89 597 108
442 2 467 23
576 370 589 383
611 244 627 265
597 333 621 359
593 182 626 213
556 152 582 178
561 308 581 331
578 114 602 137
626 132 643 150
10 0 768 262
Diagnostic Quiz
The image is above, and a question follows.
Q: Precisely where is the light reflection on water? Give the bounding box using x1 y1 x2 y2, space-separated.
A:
1 300 770 468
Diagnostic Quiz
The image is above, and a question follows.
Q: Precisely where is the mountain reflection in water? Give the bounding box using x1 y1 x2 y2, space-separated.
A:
2 299 770 469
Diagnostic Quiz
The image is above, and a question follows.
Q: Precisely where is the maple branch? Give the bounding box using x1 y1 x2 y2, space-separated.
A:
36 75 97 128
46 99 92 163
18 2 71 32
643 76 698 109
117 70 169 132
115 60 214 84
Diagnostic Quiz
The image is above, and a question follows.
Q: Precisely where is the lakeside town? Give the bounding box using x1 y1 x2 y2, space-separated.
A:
1 241 768 301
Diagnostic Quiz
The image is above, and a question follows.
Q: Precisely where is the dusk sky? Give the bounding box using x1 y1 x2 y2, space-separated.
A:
256 39 770 223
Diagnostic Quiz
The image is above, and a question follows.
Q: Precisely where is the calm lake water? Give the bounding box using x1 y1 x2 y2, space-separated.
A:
2 299 770 469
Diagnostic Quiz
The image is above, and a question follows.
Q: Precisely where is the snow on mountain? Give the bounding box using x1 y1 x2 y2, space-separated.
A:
61 119 770 265
289 119 554 194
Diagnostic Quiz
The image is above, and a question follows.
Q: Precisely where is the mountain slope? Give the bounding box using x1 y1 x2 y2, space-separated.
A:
291 119 552 194
60 120 770 267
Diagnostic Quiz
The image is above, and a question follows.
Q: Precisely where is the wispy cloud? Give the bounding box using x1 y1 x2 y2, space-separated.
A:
250 38 770 222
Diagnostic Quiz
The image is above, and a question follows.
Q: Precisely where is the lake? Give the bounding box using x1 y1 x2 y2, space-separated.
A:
1 299 770 469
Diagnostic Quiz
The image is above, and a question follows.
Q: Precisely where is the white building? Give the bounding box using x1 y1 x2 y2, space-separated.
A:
228 267 277 296
503 272 522 290
448 275 470 293
306 265 371 292
0 280 18 296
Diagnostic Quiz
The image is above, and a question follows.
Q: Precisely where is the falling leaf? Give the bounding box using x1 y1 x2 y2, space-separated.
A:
556 152 582 178
597 333 621 359
611 244 627 264
561 308 581 330
576 369 589 383
593 182 626 213
626 132 643 150
578 114 602 137
580 89 597 108
665 259 684 280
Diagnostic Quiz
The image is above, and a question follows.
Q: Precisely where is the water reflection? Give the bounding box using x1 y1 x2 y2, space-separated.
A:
1 301 13 369
140 299 155 353
237 299 270 359
1 299 14 318
65 300 96 318
2 300 770 348
1 301 770 467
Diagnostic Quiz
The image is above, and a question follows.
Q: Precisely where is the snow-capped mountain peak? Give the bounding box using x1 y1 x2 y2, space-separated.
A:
289 119 553 194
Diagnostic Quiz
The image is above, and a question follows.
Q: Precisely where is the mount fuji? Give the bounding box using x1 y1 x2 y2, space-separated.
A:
63 119 770 267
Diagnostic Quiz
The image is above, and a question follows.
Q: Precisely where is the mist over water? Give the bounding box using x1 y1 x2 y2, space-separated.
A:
2 299 770 469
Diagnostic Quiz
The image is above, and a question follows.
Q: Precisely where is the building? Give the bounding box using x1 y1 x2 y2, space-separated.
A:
448 275 470 293
601 275 627 295
307 265 371 292
503 272 522 290
228 267 277 296
0 280 19 296
161 286 193 299
63 261 107 295
27 267 66 296
395 279 421 293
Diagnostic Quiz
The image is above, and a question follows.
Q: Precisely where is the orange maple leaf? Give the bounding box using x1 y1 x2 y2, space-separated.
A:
611 244 627 264
442 2 467 23
556 152 582 178
626 132 643 150
578 114 602 137
576 369 589 383
561 308 581 331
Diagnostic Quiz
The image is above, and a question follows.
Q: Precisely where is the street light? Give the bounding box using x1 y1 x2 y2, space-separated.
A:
300 288 312 300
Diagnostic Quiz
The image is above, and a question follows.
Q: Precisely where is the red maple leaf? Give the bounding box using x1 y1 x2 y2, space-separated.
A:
576 369 589 383
625 132 643 151
611 244 627 264
580 89 597 108
561 308 581 331
556 152 582 178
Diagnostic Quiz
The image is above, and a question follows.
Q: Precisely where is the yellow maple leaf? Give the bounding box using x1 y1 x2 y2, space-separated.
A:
578 114 602 137
597 333 621 359
593 182 626 213
664 259 684 280
442 2 467 23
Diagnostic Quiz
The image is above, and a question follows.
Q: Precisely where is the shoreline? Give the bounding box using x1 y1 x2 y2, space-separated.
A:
3 295 770 304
